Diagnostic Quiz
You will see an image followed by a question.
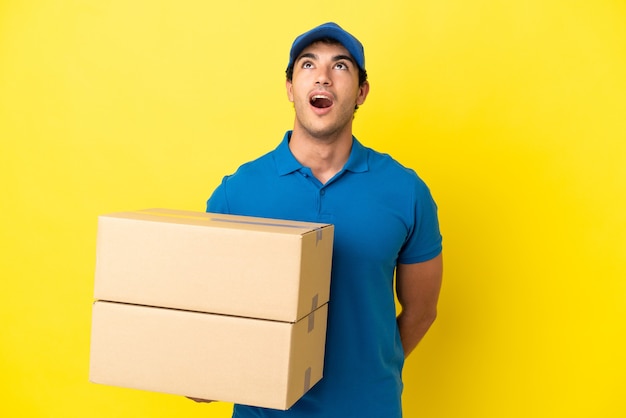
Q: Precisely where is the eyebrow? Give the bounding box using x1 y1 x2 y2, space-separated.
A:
296 52 356 66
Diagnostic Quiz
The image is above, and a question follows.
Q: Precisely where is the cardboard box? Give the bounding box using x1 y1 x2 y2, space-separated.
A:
89 300 328 410
94 208 333 322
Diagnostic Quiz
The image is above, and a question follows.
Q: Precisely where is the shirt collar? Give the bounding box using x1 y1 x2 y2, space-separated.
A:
274 131 303 176
274 130 369 176
343 135 369 173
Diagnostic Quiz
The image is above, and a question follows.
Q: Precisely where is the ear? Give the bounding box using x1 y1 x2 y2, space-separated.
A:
356 81 370 106
286 79 294 102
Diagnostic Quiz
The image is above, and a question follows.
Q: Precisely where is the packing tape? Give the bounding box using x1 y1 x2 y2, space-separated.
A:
308 294 319 333
316 228 323 246
308 311 315 333
303 367 312 392
210 217 308 230
134 209 321 231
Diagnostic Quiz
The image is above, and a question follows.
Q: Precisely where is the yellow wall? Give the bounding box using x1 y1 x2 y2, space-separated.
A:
1 1 624 417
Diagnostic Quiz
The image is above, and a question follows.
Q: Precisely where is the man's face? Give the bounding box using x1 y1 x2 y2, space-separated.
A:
286 41 369 141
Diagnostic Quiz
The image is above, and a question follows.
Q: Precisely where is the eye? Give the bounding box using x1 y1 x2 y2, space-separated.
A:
334 62 348 70
302 61 314 69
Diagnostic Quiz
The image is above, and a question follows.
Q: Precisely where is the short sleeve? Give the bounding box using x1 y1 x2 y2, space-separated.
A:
397 179 443 264
205 176 231 214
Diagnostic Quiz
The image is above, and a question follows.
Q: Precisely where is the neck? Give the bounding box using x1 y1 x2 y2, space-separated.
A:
289 127 353 184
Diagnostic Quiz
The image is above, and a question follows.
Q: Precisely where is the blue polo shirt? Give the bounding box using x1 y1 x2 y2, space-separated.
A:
206 131 442 418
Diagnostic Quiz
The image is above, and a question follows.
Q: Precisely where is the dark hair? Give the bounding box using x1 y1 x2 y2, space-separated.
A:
285 38 368 86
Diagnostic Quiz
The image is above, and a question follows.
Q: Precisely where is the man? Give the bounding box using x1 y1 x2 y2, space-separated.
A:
204 22 443 418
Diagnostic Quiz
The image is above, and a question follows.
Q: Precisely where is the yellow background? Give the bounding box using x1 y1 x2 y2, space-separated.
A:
1 1 625 417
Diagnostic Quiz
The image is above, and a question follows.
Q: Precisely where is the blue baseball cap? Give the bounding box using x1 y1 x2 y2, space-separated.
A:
287 22 365 72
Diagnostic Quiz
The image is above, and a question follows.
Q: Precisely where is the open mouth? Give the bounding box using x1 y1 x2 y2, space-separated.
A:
310 94 333 109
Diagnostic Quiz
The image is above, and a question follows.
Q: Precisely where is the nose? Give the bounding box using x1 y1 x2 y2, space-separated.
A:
315 67 332 86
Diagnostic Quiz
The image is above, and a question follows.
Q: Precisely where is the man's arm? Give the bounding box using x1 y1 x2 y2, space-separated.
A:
395 253 443 358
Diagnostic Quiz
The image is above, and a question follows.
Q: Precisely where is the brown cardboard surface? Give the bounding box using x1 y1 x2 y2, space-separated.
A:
89 301 328 410
93 208 333 322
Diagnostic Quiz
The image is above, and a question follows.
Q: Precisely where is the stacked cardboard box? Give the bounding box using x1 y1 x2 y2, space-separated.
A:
89 208 334 410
